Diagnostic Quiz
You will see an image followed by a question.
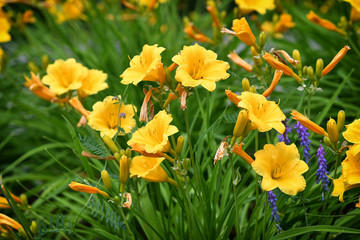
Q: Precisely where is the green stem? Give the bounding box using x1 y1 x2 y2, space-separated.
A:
229 153 241 239
119 207 135 240
307 92 312 117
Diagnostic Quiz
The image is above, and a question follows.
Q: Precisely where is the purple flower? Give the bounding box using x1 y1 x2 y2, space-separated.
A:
295 122 311 163
316 144 330 193
277 119 292 144
268 190 282 231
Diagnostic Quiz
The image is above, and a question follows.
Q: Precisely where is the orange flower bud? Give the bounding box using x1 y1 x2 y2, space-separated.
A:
232 144 254 164
0 213 22 231
68 181 109 198
322 46 350 76
228 51 252 72
225 89 240 106
122 193 132 209
291 110 328 136
307 11 345 35
263 70 283 98
231 18 257 46
24 72 57 102
263 52 302 83
69 97 91 118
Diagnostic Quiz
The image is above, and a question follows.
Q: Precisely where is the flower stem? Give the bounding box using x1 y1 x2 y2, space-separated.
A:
119 207 135 240
229 152 241 239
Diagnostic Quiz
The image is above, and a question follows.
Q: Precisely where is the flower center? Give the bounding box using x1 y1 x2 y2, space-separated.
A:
271 163 285 179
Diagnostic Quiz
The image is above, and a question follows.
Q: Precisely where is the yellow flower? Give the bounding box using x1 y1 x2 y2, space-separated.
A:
172 44 230 92
344 0 360 11
57 0 87 23
130 156 169 182
77 69 108 99
42 58 88 95
237 92 286 134
0 197 10 209
251 142 309 195
120 44 165 85
0 15 11 43
87 96 136 138
342 145 360 185
306 11 345 35
235 0 275 15
231 18 256 46
127 110 178 154
291 110 328 136
24 72 57 102
343 119 360 149
68 181 109 198
274 13 296 33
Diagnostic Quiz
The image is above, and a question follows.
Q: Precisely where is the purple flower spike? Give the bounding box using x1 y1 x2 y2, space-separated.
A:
316 144 330 193
277 119 292 144
295 122 311 163
268 190 282 231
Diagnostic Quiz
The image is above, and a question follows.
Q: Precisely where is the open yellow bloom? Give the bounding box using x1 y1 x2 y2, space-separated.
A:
342 145 360 184
127 110 178 154
344 0 360 11
77 69 108 99
120 44 165 85
172 44 230 92
343 119 360 154
42 58 88 95
274 13 296 33
237 92 286 134
68 181 109 198
307 11 345 35
235 0 275 15
0 15 11 43
252 142 309 195
57 0 87 23
130 156 170 182
87 96 136 138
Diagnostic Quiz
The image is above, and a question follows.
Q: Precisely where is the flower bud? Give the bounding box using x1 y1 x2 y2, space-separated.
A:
183 158 191 170
102 135 120 154
293 49 302 75
176 136 184 156
307 66 315 83
250 86 257 93
251 46 262 66
242 121 253 138
323 136 335 151
28 61 39 73
233 110 249 138
337 110 345 132
18 227 27 239
327 118 339 144
41 55 49 70
20 194 28 207
315 58 324 85
119 155 130 193
0 49 7 72
242 78 250 92
101 170 112 191
164 66 173 88
30 221 38 236
259 32 266 49
302 66 307 77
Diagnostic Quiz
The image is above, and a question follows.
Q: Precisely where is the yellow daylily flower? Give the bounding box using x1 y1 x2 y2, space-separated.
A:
0 197 10 209
172 44 230 92
231 18 257 46
0 16 11 43
127 110 178 154
77 69 108 99
120 44 165 85
42 58 88 95
273 13 296 33
235 0 275 15
343 119 360 145
344 0 360 11
237 92 286 134
87 96 137 138
130 156 169 182
57 0 87 23
252 142 309 195
341 145 360 184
